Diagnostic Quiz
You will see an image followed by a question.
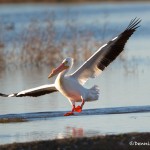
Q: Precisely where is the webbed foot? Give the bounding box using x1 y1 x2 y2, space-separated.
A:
64 112 74 116
74 106 82 113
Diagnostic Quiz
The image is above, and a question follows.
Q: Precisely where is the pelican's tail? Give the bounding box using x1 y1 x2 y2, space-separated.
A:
86 85 100 101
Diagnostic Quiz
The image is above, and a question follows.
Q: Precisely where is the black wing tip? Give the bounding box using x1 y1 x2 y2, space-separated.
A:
0 90 58 97
126 17 142 31
0 93 8 97
17 90 58 97
0 93 18 97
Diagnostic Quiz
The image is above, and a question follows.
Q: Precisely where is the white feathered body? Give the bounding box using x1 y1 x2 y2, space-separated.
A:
55 73 99 102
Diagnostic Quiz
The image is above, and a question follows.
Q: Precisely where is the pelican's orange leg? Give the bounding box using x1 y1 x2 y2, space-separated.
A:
74 96 85 113
64 104 75 116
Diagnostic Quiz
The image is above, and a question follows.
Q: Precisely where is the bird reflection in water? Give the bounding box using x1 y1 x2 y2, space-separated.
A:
56 127 84 139
66 126 84 137
57 126 100 139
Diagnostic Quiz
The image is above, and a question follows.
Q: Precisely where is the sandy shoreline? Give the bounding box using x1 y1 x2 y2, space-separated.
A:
0 133 150 150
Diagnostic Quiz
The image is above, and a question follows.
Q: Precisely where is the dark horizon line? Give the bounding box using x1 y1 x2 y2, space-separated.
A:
0 0 149 4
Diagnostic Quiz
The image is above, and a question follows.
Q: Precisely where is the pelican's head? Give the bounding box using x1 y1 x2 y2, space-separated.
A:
48 57 73 78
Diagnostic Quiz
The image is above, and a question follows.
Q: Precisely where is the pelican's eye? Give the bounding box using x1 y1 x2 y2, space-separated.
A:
64 61 68 65
64 61 69 68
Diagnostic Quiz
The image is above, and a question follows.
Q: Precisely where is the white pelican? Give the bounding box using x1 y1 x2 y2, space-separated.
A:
0 18 141 116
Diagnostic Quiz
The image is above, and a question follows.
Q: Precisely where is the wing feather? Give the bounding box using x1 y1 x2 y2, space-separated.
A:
71 18 141 85
0 84 58 97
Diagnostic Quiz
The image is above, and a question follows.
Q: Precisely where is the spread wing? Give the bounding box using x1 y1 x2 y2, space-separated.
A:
0 84 58 97
71 18 141 85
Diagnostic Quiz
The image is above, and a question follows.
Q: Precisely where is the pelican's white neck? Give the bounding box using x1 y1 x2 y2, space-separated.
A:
56 57 74 79
60 57 73 77
59 68 69 77
60 63 73 78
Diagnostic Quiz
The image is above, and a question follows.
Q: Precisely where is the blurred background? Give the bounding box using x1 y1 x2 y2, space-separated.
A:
0 0 150 113
0 0 150 145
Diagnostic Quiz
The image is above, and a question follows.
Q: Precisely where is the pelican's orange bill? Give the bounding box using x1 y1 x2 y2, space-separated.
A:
48 63 68 78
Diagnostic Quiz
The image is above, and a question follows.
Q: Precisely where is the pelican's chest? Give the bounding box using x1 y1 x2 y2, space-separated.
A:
55 75 82 99
55 75 73 93
55 74 65 90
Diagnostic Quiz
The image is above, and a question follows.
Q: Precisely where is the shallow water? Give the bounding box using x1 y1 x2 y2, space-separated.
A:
1 112 150 145
0 2 150 145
